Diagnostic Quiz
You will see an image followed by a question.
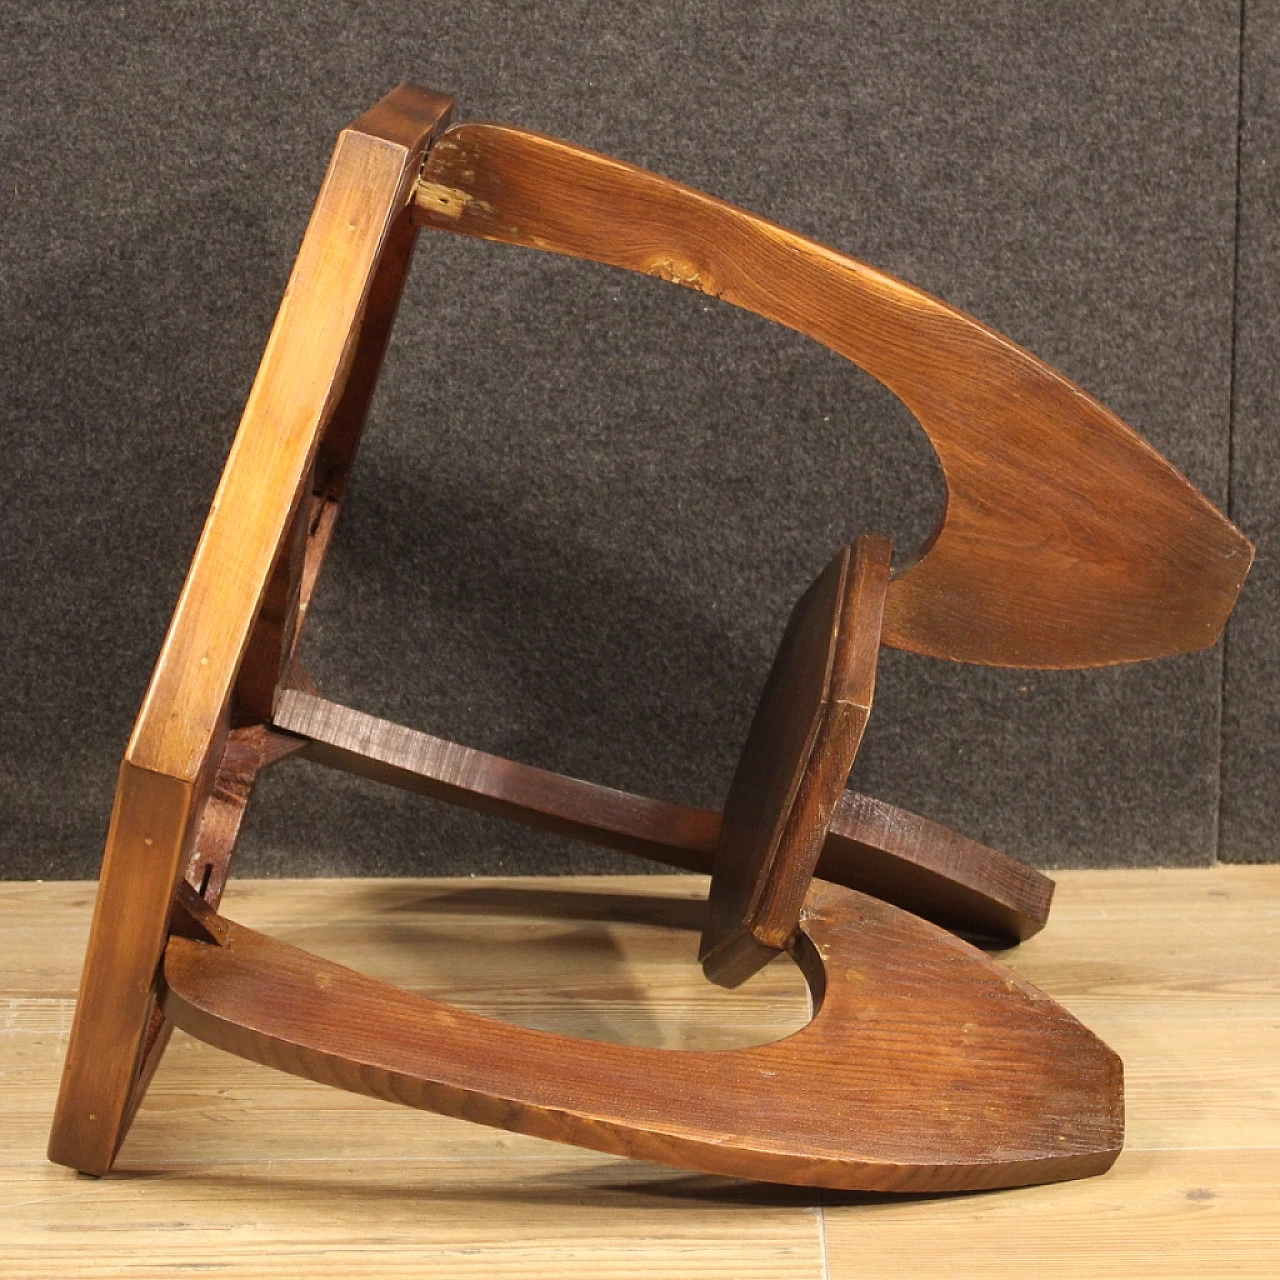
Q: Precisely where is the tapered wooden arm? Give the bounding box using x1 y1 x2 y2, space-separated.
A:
413 122 1252 668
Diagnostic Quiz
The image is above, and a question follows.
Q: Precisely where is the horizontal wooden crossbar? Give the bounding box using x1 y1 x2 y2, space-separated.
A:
272 689 1053 942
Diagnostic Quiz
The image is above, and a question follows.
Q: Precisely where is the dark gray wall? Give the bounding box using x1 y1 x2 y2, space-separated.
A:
2 1 1270 880
1222 0 1280 862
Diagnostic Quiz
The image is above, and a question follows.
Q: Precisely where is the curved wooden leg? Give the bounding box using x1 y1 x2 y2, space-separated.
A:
160 880 1122 1193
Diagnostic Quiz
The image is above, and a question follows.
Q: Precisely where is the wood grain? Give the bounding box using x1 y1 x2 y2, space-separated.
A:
160 880 1121 1193
48 86 1250 1204
700 537 891 986
133 85 451 784
234 495 309 723
271 686 1054 942
413 121 1252 668
46 84 454 1178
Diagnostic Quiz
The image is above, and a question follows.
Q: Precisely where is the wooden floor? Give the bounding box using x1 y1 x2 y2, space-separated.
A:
2 867 1278 1277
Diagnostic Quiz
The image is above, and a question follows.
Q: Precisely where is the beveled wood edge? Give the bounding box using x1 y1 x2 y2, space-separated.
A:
701 537 893 987
129 83 452 787
47 85 454 1178
158 883 1121 1192
270 687 1052 944
824 791 1053 943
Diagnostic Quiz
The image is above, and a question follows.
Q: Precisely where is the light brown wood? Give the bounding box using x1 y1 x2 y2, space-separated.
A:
133 85 451 784
46 84 455 1177
413 122 1253 669
822 789 1053 941
700 537 891 986
51 85 1257 1195
271 686 1054 942
6 869 1279 1277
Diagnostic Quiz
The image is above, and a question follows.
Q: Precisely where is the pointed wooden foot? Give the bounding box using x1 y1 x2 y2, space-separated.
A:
161 882 1122 1193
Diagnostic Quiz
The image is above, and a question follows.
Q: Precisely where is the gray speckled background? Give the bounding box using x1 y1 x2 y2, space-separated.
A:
3 1 1270 879
1221 0 1280 863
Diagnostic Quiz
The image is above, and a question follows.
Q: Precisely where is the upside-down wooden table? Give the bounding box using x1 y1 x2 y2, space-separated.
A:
48 84 1251 1195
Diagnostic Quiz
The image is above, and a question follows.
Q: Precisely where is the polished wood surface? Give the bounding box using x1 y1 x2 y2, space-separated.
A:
133 85 452 783
414 121 1253 668
10 869 1280 1278
701 537 891 986
271 687 1054 942
160 879 1120 1192
47 85 455 1177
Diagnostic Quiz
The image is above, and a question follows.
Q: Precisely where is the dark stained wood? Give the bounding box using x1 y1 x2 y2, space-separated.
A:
271 686 1053 943
701 537 892 987
169 880 233 947
47 84 455 1178
161 881 1123 1193
823 790 1053 943
413 121 1253 669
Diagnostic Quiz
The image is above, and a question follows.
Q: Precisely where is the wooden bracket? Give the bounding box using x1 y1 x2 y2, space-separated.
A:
700 536 892 987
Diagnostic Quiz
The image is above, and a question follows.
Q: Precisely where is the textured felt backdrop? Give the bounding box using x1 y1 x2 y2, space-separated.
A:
1221 0 1279 862
3 1 1267 879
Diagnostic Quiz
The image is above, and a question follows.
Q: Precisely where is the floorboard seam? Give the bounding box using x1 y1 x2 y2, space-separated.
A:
815 1194 832 1280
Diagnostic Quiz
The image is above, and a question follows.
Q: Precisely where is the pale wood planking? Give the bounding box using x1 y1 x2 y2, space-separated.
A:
823 1149 1280 1279
3 867 1279 1277
0 1157 826 1280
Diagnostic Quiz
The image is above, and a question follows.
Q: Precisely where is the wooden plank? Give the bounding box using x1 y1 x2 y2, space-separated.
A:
10 1015 1280 1158
273 691 1054 942
159 881 1120 1192
128 85 452 782
701 537 891 986
5 869 1275 995
45 85 454 1179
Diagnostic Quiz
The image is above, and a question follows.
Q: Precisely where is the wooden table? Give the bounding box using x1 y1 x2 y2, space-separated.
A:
3 868 1278 1277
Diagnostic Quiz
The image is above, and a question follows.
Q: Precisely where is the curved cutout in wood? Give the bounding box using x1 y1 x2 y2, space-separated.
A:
161 880 1123 1193
413 122 1251 668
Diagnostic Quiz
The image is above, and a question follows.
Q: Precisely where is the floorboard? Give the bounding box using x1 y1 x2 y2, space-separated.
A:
2 868 1277 1277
